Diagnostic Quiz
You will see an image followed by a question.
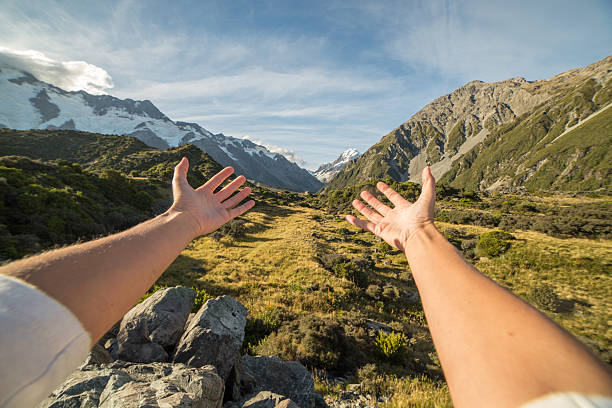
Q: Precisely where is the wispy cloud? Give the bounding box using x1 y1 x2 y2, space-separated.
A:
0 47 114 94
242 135 306 165
0 0 610 169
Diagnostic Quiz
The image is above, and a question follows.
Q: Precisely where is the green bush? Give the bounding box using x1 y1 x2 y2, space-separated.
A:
377 241 394 254
476 231 513 257
255 314 371 372
192 288 213 313
529 283 560 312
375 330 407 358
243 308 291 354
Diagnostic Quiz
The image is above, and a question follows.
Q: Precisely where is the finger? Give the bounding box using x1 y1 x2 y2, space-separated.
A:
417 166 436 206
376 182 407 207
360 191 392 215
172 157 190 188
215 175 246 201
352 199 383 222
222 187 251 209
200 167 234 192
228 199 255 219
345 215 376 234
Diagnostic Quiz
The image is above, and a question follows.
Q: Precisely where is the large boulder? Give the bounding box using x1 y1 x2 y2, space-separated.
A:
117 287 196 363
173 296 247 380
241 356 320 408
37 361 224 408
238 391 299 408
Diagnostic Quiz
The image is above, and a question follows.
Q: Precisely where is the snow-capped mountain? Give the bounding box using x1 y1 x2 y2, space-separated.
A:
313 148 359 183
0 66 322 192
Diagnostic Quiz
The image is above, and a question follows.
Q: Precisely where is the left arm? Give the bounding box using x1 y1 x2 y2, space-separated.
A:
0 157 254 344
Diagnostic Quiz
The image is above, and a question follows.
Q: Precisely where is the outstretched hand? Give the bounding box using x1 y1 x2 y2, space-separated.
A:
345 167 436 251
168 157 255 237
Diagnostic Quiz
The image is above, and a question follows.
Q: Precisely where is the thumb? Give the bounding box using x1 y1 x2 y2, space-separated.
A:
418 166 436 205
172 157 189 187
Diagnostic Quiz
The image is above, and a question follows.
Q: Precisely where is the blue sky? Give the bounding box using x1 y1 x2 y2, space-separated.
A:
1 0 611 169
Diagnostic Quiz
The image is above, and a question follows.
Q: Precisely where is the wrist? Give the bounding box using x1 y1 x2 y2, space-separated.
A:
403 222 440 257
161 209 201 241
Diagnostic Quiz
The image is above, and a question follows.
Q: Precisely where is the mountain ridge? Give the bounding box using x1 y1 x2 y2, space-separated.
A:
0 66 322 192
326 56 612 192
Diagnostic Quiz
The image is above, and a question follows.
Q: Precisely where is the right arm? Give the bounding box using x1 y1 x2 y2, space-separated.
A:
346 167 612 408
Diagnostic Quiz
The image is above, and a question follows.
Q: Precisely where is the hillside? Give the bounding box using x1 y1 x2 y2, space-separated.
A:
1 131 611 405
0 66 322 192
326 56 612 192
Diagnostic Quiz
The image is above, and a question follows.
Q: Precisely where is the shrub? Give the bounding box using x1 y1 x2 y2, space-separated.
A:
192 288 212 313
382 284 400 301
529 283 560 312
375 331 407 358
211 218 247 239
476 231 513 257
243 308 291 354
255 314 371 372
377 241 394 254
366 284 383 300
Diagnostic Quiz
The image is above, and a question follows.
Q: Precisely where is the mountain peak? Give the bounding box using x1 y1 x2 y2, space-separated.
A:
313 148 360 183
0 68 322 192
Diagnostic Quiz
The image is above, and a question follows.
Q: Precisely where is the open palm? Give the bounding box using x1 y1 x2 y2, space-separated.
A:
169 158 255 237
345 167 436 251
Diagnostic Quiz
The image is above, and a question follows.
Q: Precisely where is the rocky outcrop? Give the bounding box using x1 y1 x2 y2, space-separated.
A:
235 391 299 408
117 287 195 363
173 296 247 380
241 356 318 408
38 361 224 408
40 289 325 408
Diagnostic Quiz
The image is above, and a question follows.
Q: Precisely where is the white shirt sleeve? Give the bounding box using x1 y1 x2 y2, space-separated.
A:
521 393 612 408
0 274 91 408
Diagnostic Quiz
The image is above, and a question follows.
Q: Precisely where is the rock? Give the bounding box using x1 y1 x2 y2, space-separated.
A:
38 361 224 408
241 356 321 408
240 391 299 408
364 320 393 333
82 343 114 366
173 296 247 380
225 356 256 402
117 286 195 363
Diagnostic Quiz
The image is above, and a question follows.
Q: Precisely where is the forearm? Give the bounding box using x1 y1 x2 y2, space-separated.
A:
0 210 198 344
405 224 612 407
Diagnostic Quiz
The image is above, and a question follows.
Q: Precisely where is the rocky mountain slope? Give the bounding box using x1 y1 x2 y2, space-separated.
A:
326 56 612 192
312 148 359 183
0 66 322 192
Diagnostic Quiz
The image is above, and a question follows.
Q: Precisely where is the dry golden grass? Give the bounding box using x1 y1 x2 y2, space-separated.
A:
153 200 611 406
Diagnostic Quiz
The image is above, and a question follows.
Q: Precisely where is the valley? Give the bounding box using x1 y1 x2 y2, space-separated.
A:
1 128 610 406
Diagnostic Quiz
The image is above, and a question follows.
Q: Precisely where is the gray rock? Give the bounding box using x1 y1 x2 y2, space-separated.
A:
241 356 319 408
82 344 114 367
117 286 196 363
38 361 224 408
173 296 247 380
225 356 256 402
240 391 299 408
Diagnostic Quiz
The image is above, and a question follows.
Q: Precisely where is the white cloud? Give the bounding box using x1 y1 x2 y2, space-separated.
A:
242 135 306 166
0 47 114 94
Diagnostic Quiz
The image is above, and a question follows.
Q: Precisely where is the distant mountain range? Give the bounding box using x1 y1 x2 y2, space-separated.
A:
312 148 359 182
326 56 612 192
0 66 322 192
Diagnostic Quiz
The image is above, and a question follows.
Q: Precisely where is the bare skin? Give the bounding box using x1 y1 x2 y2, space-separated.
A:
346 167 612 408
0 157 255 344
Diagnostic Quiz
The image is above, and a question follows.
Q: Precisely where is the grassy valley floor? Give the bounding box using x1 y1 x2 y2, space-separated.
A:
152 199 611 407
